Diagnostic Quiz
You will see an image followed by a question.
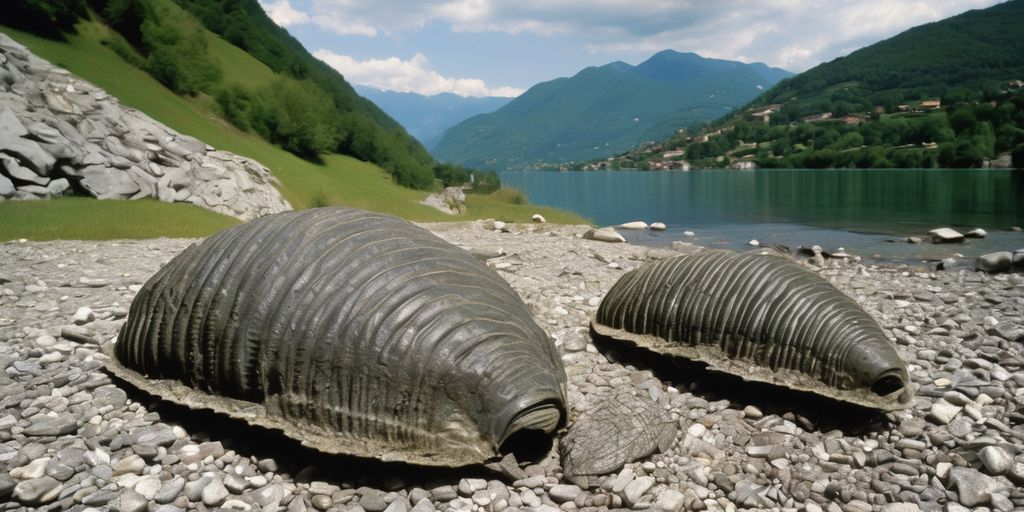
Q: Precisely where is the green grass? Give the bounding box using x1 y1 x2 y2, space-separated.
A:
0 21 585 240
0 197 239 240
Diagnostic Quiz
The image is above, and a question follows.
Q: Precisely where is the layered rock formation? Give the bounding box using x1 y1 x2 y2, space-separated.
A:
0 33 290 220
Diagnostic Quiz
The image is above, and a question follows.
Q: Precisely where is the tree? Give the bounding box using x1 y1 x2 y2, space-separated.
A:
1012 144 1024 169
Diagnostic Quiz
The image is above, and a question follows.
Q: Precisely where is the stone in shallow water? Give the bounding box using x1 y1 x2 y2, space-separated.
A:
929 227 964 243
975 252 1012 274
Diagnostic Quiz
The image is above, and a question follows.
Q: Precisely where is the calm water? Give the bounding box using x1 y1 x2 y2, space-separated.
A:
499 169 1024 262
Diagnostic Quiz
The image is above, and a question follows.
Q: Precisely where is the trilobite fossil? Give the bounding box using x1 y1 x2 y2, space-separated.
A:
104 207 568 466
592 250 912 410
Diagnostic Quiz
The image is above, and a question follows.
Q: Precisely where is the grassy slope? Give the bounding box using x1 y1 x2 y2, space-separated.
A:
0 198 239 241
0 21 584 240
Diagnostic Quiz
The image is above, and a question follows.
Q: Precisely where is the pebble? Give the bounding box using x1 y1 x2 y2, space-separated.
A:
623 476 655 506
978 445 1013 475
72 306 95 325
949 467 1003 507
548 484 581 503
155 476 185 504
202 478 229 506
13 476 62 505
927 401 961 425
117 489 148 512
24 414 78 436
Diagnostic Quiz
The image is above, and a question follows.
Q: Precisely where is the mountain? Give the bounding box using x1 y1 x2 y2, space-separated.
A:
354 87 511 149
613 0 1024 170
432 51 792 170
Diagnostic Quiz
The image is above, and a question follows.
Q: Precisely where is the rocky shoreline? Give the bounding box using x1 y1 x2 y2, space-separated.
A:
1 221 1022 511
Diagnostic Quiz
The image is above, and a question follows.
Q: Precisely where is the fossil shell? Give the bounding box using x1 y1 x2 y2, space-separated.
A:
105 207 568 466
560 392 676 477
592 250 912 410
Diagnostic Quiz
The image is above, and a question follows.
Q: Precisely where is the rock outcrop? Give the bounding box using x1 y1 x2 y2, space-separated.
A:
0 33 290 220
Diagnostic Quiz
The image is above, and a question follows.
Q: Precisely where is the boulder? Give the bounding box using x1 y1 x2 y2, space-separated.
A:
975 252 1012 273
965 228 987 239
43 91 81 115
618 221 648 230
929 227 964 244
0 172 13 197
650 222 667 231
1014 250 1024 270
583 227 626 243
16 184 50 197
80 165 140 199
0 136 55 175
532 214 546 223
0 107 27 138
46 178 69 196
1 154 48 185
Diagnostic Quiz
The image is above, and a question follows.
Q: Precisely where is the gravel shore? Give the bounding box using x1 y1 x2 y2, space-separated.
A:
1 220 1022 512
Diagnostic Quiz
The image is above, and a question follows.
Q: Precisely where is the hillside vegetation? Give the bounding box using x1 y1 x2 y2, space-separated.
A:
607 1 1024 170
3 0 444 187
0 21 585 239
433 51 791 171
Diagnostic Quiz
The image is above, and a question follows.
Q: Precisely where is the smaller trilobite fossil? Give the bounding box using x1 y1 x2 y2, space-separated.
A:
592 250 913 410
104 207 568 466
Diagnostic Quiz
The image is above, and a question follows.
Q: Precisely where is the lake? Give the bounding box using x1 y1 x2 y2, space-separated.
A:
499 169 1024 263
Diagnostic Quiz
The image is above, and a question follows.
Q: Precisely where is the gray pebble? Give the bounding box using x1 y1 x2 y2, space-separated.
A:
23 414 77 436
359 488 388 512
202 478 229 506
13 476 62 505
117 489 148 512
156 476 185 504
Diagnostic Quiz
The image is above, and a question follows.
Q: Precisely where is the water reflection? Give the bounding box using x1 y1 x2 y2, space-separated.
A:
499 169 1024 261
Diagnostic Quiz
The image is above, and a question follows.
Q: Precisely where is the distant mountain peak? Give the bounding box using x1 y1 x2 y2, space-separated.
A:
433 51 794 170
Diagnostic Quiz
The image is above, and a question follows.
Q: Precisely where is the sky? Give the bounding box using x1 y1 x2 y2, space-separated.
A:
258 0 1004 98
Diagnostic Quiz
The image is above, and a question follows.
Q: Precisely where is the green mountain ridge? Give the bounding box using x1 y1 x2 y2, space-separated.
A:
432 51 792 170
612 0 1024 170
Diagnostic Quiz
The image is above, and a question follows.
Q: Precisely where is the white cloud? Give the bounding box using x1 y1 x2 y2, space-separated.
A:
312 50 524 97
259 0 310 27
312 14 378 36
304 0 1001 71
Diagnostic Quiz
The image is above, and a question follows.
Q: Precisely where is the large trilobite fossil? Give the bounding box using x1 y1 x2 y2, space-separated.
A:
592 250 913 410
104 207 568 466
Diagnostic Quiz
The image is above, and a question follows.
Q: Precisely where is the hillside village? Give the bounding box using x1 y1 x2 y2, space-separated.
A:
582 79 1024 171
